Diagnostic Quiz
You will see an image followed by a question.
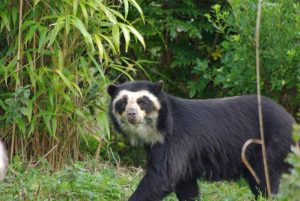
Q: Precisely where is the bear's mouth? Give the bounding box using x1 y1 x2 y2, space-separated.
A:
127 118 141 125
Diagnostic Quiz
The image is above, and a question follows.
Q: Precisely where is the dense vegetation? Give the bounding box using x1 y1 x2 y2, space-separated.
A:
278 125 300 201
0 0 299 200
0 0 145 167
129 0 300 113
1 158 261 201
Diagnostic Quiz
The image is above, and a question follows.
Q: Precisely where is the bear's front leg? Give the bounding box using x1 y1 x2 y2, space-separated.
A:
175 178 199 201
129 142 187 201
128 170 174 201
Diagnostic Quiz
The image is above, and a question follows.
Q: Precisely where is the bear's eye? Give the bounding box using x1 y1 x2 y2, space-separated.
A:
137 99 146 105
115 96 128 114
137 96 155 113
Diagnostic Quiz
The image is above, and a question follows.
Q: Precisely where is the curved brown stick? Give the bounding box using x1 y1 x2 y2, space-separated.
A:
241 138 262 184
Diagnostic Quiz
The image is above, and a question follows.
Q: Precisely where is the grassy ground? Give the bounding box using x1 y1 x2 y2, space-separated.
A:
0 157 268 201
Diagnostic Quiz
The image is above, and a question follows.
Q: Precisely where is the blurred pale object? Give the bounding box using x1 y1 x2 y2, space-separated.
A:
0 141 8 181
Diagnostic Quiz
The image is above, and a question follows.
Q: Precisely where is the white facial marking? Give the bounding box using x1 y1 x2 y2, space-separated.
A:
112 90 161 114
112 90 164 146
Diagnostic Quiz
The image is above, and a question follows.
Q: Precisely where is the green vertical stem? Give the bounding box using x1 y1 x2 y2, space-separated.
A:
33 2 40 159
11 0 24 160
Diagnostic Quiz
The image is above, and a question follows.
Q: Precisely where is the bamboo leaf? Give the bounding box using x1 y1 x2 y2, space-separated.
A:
48 17 65 47
0 11 10 31
71 16 94 50
27 100 33 122
16 118 26 134
12 7 17 26
57 50 64 71
65 15 71 35
127 25 145 49
38 26 49 51
108 8 125 21
112 23 120 53
25 52 36 88
120 24 130 52
47 89 53 109
0 99 8 111
63 104 75 114
134 60 152 80
129 0 144 22
20 106 32 123
96 1 117 24
55 69 82 97
79 2 88 24
73 0 79 15
99 34 117 54
34 0 41 6
21 20 36 31
89 54 106 81
124 0 129 19
110 64 134 80
98 111 110 139
75 109 85 118
60 91 72 103
94 34 104 63
42 113 54 137
80 58 92 85
25 24 37 44
72 83 83 97
40 15 58 21
6 56 18 85
51 115 57 137
28 117 36 135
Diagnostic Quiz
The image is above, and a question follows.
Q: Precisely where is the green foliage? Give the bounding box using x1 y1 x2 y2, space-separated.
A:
128 0 228 97
0 158 139 200
0 85 31 133
0 158 268 201
278 124 300 201
128 0 299 116
0 0 145 164
206 0 300 112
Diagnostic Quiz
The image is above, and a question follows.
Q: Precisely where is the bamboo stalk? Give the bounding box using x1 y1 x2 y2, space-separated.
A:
11 0 24 160
95 140 102 163
10 125 16 160
16 0 23 77
255 0 272 198
33 2 40 159
32 145 58 167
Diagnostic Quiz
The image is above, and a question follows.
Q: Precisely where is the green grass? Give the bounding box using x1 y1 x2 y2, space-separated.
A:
0 157 269 201
163 180 263 201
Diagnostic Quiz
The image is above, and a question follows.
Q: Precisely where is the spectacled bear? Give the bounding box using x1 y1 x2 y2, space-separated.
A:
107 80 295 201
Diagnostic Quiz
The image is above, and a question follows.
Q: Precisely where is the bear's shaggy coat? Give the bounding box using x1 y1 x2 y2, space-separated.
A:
108 80 295 201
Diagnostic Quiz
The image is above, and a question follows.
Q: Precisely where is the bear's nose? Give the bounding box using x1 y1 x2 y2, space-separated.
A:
127 108 137 118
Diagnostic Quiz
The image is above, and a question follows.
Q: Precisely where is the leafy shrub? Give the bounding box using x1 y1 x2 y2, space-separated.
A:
129 0 299 116
278 124 300 200
206 0 300 113
128 0 228 97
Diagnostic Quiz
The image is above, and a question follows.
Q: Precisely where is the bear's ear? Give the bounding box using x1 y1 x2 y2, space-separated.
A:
155 80 164 92
107 84 118 97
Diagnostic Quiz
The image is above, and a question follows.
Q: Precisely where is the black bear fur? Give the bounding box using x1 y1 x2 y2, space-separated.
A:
108 80 295 201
